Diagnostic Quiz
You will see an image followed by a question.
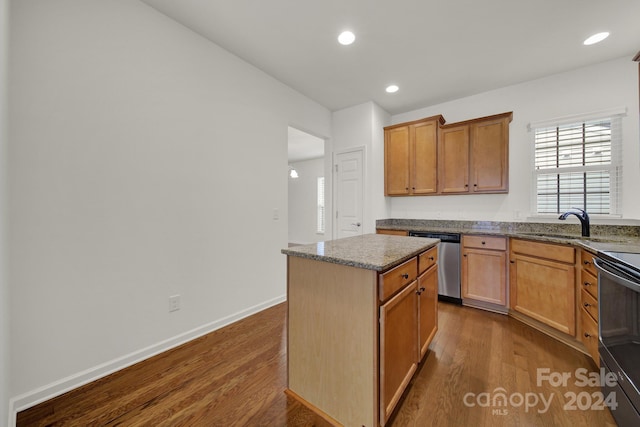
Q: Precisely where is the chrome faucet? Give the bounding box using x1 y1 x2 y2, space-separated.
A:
558 208 590 237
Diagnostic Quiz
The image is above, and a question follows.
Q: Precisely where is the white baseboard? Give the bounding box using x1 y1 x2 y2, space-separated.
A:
8 295 286 427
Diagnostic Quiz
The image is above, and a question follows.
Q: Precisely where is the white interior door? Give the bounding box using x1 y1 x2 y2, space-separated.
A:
335 148 364 239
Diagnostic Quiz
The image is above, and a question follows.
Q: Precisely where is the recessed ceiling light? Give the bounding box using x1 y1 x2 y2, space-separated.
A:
386 85 399 93
338 31 355 46
583 32 609 46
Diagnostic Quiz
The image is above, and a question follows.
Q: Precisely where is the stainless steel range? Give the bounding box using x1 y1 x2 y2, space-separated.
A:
595 251 640 426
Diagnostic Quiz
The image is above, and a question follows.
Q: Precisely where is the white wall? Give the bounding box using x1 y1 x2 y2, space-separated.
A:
288 157 325 245
388 57 640 222
8 0 330 417
1 0 9 424
331 102 391 234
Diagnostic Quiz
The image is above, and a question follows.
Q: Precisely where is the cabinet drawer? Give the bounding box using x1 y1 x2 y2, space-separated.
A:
463 235 506 251
581 288 598 322
581 307 599 364
581 268 598 300
510 238 575 264
580 250 597 276
379 257 418 301
418 246 437 274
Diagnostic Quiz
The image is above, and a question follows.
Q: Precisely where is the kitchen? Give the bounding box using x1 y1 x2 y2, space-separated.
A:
3 1 640 426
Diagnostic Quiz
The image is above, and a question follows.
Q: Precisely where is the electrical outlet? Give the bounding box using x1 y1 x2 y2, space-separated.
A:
169 295 180 312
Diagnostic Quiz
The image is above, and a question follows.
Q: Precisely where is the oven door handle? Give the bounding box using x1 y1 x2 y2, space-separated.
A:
594 258 640 293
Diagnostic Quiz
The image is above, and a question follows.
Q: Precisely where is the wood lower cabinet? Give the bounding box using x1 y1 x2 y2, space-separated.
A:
462 235 507 307
418 263 438 359
380 281 418 423
286 243 438 427
384 116 444 196
379 245 438 425
377 228 408 236
509 238 576 335
579 249 600 365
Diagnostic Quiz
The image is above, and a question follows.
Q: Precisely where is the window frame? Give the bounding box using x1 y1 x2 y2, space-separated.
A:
529 108 624 217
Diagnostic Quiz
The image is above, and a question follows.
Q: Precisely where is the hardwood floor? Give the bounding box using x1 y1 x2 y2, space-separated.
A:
17 302 617 427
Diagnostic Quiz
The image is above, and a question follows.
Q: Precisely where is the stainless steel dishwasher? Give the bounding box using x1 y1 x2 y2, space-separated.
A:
409 231 461 304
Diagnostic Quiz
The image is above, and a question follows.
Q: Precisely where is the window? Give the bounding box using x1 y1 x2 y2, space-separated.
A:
533 113 622 215
317 177 325 234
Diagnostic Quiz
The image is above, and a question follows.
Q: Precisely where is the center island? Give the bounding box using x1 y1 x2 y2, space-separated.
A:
282 234 440 427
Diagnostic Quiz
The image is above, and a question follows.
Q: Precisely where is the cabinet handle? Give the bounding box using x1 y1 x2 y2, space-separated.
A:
474 184 478 187
583 260 591 266
420 287 425 292
510 260 515 264
481 241 486 245
401 273 409 279
583 281 591 287
429 256 434 261
464 184 469 188
584 302 591 308
584 332 592 339
463 254 467 257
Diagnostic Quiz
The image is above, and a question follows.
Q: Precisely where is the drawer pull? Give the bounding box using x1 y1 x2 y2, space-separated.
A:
481 241 486 245
429 256 435 261
583 281 591 287
584 302 591 308
401 273 409 279
583 260 592 266
584 332 593 339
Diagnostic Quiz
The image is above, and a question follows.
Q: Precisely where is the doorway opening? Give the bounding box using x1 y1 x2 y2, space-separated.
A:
287 127 326 246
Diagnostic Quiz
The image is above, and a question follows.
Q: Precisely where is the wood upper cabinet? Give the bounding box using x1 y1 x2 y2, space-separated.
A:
471 116 510 193
439 124 470 193
461 235 507 306
384 115 445 196
509 238 576 335
439 112 512 194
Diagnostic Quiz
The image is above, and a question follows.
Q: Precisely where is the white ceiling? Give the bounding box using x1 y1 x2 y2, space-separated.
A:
141 0 640 116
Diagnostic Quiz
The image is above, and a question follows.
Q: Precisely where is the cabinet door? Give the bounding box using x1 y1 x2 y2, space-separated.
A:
462 248 506 305
411 121 438 194
380 281 418 425
418 266 438 359
438 125 469 193
385 126 410 195
510 254 576 335
471 118 509 193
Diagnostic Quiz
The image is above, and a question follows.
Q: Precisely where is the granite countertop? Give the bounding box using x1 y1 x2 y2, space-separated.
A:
376 219 640 254
281 234 439 271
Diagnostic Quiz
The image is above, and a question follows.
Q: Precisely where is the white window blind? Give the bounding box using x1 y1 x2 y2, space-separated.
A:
533 114 622 215
317 177 325 234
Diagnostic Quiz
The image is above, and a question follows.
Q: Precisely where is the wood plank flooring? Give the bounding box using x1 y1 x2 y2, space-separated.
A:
17 302 617 426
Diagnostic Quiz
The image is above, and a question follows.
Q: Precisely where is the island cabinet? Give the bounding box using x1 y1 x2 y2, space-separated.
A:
509 238 576 335
283 235 438 427
439 112 512 194
579 249 600 365
461 235 507 310
384 115 445 196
